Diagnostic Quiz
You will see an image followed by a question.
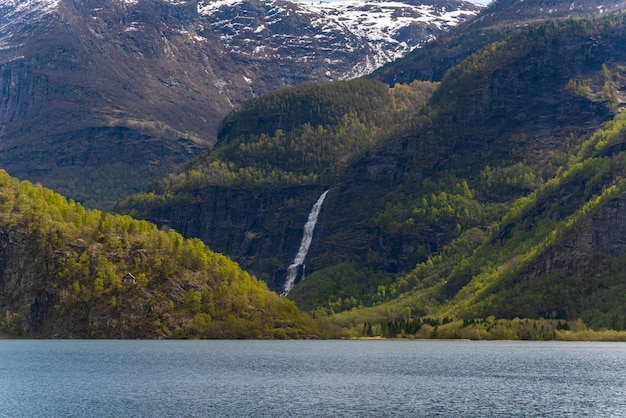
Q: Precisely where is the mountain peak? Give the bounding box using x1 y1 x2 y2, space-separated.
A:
197 0 483 78
0 0 480 208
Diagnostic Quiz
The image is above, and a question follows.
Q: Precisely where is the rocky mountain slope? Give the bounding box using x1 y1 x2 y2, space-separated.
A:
371 0 626 84
332 110 626 335
118 4 626 332
0 0 481 208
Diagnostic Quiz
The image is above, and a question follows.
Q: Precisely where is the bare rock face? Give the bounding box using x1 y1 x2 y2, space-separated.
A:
528 194 626 281
148 185 329 289
0 228 57 335
0 0 481 209
473 191 626 325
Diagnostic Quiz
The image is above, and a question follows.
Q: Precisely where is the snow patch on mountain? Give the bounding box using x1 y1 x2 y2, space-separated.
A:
303 0 474 36
0 0 58 14
0 0 59 51
0 0 59 28
121 0 188 4
199 0 482 78
301 0 479 74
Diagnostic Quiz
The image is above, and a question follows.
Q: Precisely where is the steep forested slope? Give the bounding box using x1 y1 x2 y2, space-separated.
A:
453 112 626 328
0 171 319 338
293 12 625 305
118 10 626 336
116 78 438 289
332 111 626 336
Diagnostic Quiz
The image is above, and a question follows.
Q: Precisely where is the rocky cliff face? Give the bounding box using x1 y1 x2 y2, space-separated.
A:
0 228 57 336
150 185 329 289
472 190 626 325
0 0 481 209
150 180 451 291
527 193 626 281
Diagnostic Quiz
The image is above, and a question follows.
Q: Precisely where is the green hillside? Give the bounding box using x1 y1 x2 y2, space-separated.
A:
116 11 626 339
331 111 626 339
116 79 436 200
0 170 324 338
114 78 438 285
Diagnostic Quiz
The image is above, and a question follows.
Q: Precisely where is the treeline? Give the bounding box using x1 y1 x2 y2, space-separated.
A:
0 170 324 338
362 317 626 341
116 79 437 212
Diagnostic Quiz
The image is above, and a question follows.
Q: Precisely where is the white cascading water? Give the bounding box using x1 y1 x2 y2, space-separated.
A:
281 190 329 296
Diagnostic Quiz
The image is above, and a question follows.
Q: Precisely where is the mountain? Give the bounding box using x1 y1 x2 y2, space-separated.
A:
118 5 626 335
199 0 483 79
0 169 325 338
333 109 626 337
370 0 626 84
115 77 439 289
0 0 481 209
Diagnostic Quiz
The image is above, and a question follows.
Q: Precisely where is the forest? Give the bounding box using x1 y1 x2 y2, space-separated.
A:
115 11 626 339
0 170 327 338
4 11 626 340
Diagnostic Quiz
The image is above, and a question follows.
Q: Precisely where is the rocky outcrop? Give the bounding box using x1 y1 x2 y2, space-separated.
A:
152 185 329 289
524 193 626 282
149 181 448 290
0 228 57 336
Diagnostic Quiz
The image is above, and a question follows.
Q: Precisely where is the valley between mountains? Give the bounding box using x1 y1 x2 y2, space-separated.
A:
3 0 626 339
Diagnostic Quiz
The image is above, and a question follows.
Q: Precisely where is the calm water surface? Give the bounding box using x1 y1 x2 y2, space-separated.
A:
1 340 625 417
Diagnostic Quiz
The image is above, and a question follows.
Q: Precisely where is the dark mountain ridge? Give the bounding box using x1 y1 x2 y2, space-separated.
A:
370 0 626 85
0 0 480 209
119 7 626 314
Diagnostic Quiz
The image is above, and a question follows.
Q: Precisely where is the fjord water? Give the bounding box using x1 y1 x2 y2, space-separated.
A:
1 340 625 417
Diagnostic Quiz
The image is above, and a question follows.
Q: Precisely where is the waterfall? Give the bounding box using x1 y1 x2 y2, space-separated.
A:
281 190 329 296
